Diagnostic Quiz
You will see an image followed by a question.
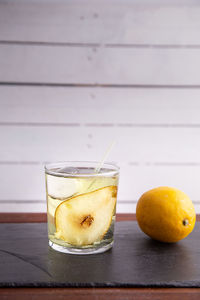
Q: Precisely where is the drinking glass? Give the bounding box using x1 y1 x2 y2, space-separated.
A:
45 161 119 254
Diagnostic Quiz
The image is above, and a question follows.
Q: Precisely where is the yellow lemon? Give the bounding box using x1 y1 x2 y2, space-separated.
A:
136 187 196 243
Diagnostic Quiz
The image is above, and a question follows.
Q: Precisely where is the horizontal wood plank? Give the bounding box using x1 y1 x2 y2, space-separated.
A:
1 126 200 164
1 45 200 85
1 0 200 45
0 213 47 223
1 287 200 300
1 86 200 125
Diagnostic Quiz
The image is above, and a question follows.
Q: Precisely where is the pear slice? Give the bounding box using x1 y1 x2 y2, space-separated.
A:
48 195 62 224
55 186 117 246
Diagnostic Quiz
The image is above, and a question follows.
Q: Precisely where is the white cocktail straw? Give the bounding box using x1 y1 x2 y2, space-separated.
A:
87 140 116 190
95 140 116 173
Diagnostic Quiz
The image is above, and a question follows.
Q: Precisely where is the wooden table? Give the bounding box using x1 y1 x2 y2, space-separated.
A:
0 213 200 300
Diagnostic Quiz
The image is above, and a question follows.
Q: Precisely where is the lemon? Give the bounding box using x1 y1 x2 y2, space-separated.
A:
136 187 196 243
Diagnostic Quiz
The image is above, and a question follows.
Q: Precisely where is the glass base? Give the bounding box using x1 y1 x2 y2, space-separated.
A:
49 240 113 255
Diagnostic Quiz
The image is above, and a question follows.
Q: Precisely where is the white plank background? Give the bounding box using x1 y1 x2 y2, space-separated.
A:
1 45 200 85
1 0 200 45
1 0 200 213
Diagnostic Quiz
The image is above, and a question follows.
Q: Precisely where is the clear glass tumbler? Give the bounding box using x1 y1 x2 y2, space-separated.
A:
45 161 119 254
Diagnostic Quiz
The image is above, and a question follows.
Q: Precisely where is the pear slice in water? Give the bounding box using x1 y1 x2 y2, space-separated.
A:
55 186 117 246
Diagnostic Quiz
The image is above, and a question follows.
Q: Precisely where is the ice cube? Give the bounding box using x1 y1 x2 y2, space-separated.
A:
47 175 81 199
58 167 79 175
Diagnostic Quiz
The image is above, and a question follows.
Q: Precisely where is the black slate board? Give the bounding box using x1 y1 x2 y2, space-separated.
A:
0 221 200 288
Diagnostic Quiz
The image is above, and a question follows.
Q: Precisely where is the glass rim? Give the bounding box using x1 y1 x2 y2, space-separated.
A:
44 161 120 177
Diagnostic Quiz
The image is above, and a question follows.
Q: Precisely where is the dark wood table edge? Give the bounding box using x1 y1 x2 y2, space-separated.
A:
0 213 137 223
1 213 200 300
0 213 199 223
0 287 200 300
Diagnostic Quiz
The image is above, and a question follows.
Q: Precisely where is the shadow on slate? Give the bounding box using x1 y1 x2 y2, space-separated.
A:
0 221 200 287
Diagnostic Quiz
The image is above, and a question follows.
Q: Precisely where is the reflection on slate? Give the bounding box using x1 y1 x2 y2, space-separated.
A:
0 222 200 287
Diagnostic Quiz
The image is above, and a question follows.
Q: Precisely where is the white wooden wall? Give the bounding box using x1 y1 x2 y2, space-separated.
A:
1 0 200 213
